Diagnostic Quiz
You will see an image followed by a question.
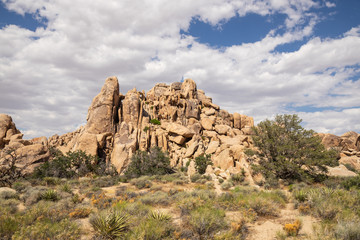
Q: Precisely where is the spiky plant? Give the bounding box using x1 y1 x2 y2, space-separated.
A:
90 211 129 239
40 189 60 201
148 210 171 221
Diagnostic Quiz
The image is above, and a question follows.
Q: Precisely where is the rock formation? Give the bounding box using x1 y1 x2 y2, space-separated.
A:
47 77 255 179
0 114 50 171
318 132 360 171
2 77 359 180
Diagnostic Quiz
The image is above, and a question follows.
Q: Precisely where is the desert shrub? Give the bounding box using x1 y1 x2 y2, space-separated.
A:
90 210 129 239
334 221 360 240
0 199 20 214
92 175 119 188
12 181 31 193
250 114 338 184
189 205 227 239
40 189 60 201
249 198 279 217
43 177 61 186
116 201 151 218
293 189 308 202
139 191 170 206
150 119 161 125
12 219 80 240
221 181 234 190
195 154 213 174
341 174 360 190
149 210 171 221
22 186 49 205
283 219 302 236
33 150 117 179
60 182 72 193
130 177 153 189
0 188 18 200
231 170 246 184
91 192 114 209
69 207 92 219
131 217 173 240
190 173 202 183
124 147 173 178
0 212 21 239
0 148 28 187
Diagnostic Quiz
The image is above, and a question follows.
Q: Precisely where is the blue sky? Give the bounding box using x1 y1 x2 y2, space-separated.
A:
0 0 359 138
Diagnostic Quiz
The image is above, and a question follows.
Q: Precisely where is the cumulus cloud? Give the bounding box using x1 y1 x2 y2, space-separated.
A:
0 0 359 138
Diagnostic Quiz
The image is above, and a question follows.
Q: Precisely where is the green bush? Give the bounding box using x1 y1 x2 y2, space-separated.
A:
341 174 360 190
124 147 173 178
195 154 212 174
90 210 129 239
189 205 227 239
150 119 161 125
34 150 117 179
40 189 60 201
250 114 338 184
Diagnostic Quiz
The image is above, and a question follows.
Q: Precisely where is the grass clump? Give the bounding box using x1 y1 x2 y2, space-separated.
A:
40 189 60 201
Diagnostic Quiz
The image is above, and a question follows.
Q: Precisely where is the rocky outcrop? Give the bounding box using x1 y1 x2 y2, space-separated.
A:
48 77 255 177
0 114 20 149
0 114 50 171
318 132 360 171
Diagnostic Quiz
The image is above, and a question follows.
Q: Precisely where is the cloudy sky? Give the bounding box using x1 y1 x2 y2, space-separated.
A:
0 0 359 139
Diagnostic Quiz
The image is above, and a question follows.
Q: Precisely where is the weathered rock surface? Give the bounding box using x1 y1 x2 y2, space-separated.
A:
318 131 360 171
1 77 258 182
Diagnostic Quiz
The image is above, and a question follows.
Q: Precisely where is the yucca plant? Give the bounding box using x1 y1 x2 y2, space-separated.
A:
40 189 60 201
90 211 129 239
148 210 171 221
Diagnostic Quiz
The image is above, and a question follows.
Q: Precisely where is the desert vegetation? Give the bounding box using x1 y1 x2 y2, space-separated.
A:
1 115 359 239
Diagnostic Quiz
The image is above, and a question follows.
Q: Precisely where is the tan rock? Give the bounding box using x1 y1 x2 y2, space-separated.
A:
327 164 357 177
213 148 234 170
111 122 137 173
200 118 214 131
187 160 196 176
204 108 216 116
76 132 98 156
181 78 197 99
86 76 119 134
214 124 231 135
205 141 219 155
233 113 241 129
169 135 186 145
166 123 195 138
14 144 50 170
240 115 254 129
122 88 140 126
185 140 199 158
185 99 200 119
0 114 19 149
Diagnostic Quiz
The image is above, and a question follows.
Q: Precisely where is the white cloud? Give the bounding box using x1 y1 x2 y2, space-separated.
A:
0 0 359 139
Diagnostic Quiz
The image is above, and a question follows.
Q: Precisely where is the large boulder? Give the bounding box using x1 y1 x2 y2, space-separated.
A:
166 123 195 138
122 88 141 126
86 76 120 134
0 114 20 149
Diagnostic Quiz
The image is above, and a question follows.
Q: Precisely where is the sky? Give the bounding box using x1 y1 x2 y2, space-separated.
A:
0 0 359 139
